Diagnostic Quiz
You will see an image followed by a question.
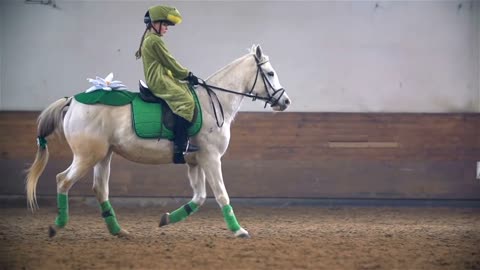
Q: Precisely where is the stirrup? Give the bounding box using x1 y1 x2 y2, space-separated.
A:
174 141 199 155
184 141 199 154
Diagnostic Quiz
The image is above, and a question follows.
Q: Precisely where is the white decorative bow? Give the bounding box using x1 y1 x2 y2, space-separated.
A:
85 72 127 92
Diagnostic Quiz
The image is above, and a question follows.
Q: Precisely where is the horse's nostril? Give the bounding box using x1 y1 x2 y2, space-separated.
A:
285 98 291 105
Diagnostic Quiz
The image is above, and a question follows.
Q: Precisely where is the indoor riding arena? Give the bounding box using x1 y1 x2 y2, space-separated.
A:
1 1 479 270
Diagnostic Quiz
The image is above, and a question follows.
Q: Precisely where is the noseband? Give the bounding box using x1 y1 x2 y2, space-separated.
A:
198 56 286 127
251 58 286 108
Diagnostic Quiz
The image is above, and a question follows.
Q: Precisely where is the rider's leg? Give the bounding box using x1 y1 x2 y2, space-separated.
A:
173 114 199 154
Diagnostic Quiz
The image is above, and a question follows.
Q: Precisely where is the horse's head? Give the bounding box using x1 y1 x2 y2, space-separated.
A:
249 45 291 111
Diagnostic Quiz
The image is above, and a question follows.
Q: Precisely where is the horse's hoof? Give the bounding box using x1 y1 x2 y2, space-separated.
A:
234 228 250 238
237 233 250 238
116 229 131 239
48 225 57 238
159 213 170 227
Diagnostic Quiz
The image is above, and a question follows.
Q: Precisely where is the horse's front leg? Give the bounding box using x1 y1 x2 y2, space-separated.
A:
160 163 206 226
200 153 250 238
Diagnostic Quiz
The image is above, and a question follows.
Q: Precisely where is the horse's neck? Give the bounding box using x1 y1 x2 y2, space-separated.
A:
201 55 255 124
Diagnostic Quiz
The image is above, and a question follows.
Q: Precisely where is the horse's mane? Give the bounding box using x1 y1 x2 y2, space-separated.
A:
206 45 268 81
205 54 250 81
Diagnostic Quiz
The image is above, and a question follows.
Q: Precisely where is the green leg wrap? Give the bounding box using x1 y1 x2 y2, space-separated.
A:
222 205 241 232
169 201 199 224
54 193 69 228
100 201 121 235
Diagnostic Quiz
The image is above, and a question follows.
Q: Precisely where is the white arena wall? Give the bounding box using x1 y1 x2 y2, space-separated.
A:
0 0 479 112
1 1 479 201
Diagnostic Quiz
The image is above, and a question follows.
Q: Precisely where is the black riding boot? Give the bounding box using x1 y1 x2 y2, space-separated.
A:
174 115 199 155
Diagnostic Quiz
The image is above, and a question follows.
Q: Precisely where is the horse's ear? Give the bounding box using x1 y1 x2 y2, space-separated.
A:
255 45 263 60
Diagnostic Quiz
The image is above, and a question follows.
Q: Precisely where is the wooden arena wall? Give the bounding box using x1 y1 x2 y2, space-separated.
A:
1 111 479 199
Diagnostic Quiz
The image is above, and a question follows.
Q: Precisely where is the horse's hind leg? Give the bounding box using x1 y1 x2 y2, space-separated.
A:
49 137 110 237
92 151 129 237
49 156 98 237
160 163 206 227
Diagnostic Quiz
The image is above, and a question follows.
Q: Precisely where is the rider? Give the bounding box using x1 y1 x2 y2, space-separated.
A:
135 5 200 156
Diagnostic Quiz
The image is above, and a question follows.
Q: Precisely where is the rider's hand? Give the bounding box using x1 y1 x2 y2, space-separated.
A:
186 72 199 86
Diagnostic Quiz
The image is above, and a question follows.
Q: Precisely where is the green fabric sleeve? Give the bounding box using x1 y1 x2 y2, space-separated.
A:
100 201 122 235
169 201 199 223
54 193 69 228
222 205 241 232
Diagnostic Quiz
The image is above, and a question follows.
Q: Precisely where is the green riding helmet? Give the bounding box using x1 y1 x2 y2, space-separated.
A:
144 5 182 25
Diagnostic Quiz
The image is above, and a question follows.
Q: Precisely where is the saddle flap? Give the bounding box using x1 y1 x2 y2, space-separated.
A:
131 83 203 140
139 80 163 103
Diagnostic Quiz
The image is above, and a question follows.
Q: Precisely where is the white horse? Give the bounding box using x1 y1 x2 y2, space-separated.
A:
26 45 291 238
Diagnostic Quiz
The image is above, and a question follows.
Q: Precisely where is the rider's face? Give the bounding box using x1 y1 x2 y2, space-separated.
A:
152 22 168 36
160 22 168 36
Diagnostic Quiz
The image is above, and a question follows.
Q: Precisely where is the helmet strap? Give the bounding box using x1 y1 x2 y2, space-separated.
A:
151 22 161 35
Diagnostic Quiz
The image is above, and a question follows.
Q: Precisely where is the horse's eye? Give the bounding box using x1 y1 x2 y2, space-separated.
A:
267 71 275 77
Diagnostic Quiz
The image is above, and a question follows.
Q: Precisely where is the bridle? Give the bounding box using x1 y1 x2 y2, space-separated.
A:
198 55 286 127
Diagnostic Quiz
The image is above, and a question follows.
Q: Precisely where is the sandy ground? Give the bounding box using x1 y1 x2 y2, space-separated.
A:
0 204 479 270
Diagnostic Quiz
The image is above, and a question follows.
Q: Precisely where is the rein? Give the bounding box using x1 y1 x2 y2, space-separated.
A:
198 57 285 127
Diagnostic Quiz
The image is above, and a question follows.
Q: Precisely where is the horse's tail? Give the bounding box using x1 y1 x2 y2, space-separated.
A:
26 97 72 210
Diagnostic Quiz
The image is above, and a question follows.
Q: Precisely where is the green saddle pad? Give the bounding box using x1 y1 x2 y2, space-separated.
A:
131 87 202 140
74 88 202 140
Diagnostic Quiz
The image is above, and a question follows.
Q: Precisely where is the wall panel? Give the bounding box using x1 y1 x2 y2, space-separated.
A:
1 111 479 199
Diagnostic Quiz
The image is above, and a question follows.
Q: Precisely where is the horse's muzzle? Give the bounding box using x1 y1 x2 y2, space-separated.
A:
271 94 291 111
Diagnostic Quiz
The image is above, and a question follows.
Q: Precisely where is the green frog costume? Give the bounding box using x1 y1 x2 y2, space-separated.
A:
136 5 200 157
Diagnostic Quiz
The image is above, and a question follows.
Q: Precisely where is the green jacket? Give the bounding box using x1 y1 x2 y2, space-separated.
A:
141 32 195 122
